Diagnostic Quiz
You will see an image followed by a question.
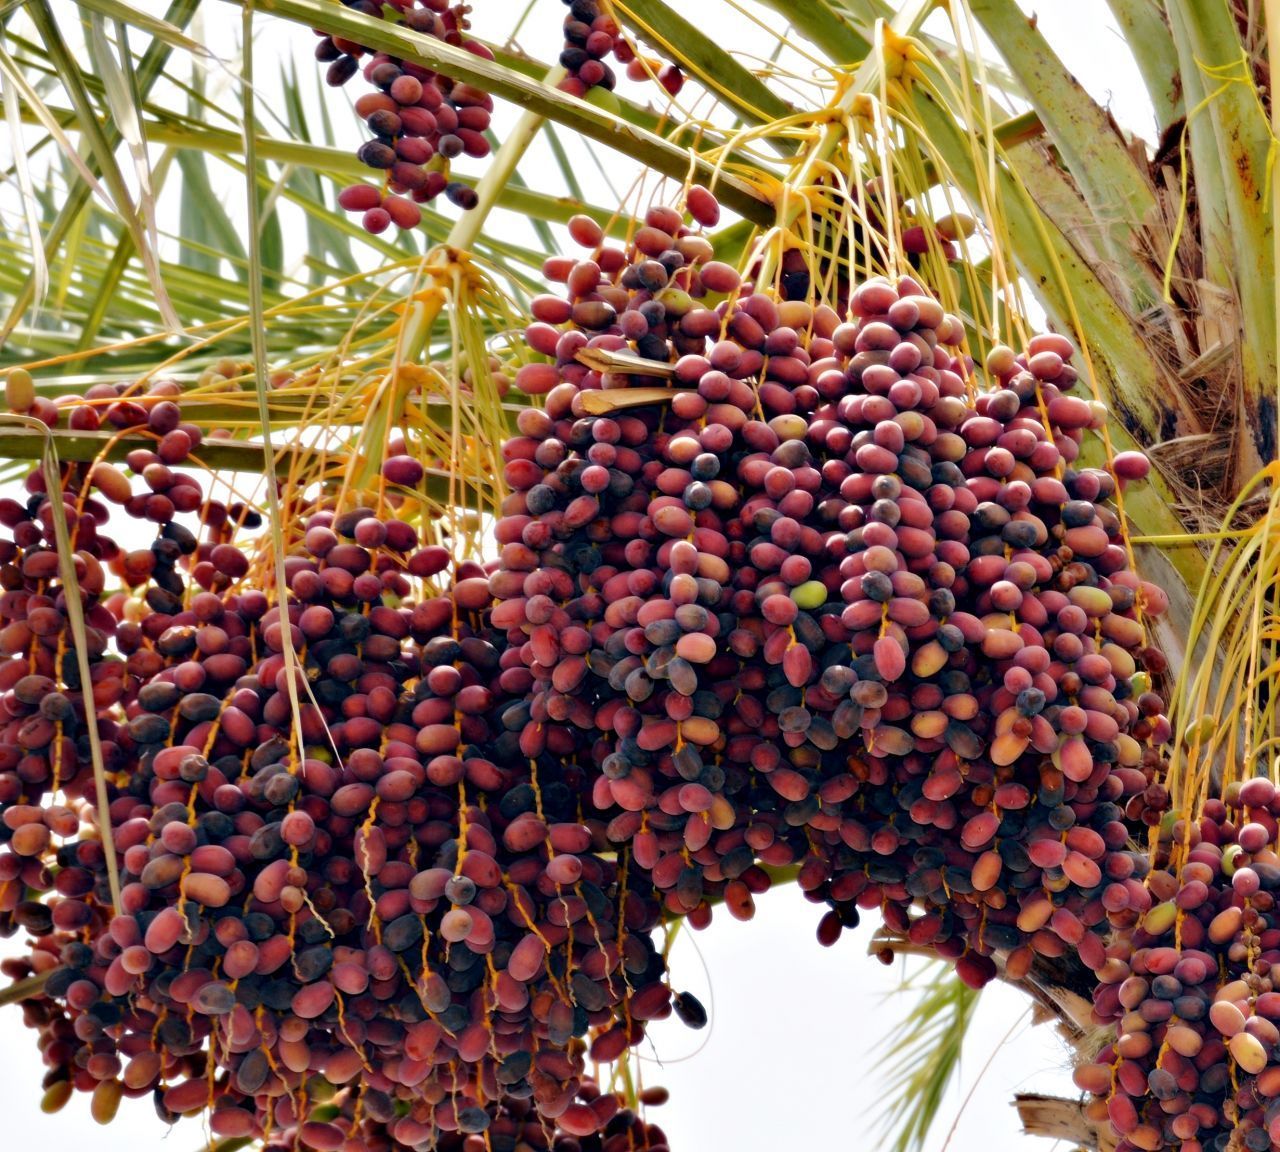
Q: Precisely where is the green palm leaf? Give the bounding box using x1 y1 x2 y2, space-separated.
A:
876 962 982 1152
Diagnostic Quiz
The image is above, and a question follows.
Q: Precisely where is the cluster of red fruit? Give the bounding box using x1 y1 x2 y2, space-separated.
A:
0 184 1185 1152
322 0 683 233
0 382 691 1148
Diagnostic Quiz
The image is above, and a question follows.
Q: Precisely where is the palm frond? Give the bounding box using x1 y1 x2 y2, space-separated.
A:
875 962 981 1152
0 0 201 343
25 2 180 329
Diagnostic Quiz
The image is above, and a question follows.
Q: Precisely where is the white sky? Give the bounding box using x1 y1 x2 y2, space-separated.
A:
0 2 1156 1151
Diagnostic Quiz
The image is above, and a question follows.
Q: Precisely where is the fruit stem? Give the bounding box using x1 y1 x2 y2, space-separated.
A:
349 67 564 494
0 971 51 1007
1267 0 1280 453
755 2 936 289
445 66 567 254
0 413 124 917
240 3 310 765
345 285 444 495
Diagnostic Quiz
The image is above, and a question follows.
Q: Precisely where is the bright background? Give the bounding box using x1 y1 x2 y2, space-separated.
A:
0 1 1155 1149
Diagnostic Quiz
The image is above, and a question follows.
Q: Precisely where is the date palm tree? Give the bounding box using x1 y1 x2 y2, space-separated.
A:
0 2 1276 1151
